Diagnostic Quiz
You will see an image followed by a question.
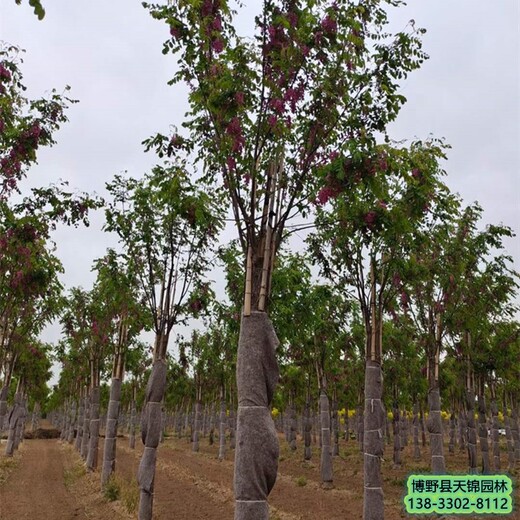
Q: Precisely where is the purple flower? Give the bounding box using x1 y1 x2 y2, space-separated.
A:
201 0 213 17
212 38 224 53
212 15 222 32
170 25 181 39
226 156 236 172
0 63 11 81
316 186 340 205
234 91 245 106
364 210 377 227
321 15 337 34
269 98 285 114
287 11 298 28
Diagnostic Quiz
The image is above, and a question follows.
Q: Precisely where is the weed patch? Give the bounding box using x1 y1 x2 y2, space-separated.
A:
63 460 86 490
0 455 19 485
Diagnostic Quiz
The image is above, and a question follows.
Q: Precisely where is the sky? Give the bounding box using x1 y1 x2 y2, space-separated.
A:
1 0 519 383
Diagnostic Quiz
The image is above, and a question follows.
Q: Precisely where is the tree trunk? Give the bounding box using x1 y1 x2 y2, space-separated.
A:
319 391 333 489
67 401 76 443
331 399 339 457
137 353 168 520
357 406 364 452
412 402 421 460
511 406 520 462
81 392 91 460
129 399 137 450
419 404 427 447
0 384 9 433
477 389 490 474
193 400 201 452
234 312 279 520
303 403 312 461
466 389 478 474
427 386 445 474
289 404 297 451
87 386 101 471
229 408 236 450
31 402 40 432
459 408 467 452
218 399 227 461
392 405 401 468
101 377 122 486
75 393 85 452
363 360 384 520
490 399 500 472
5 390 22 456
448 411 456 454
13 396 26 451
505 414 516 472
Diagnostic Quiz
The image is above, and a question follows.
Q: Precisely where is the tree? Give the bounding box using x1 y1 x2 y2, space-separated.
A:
309 139 449 515
144 2 428 516
92 250 150 487
0 44 73 198
105 166 221 520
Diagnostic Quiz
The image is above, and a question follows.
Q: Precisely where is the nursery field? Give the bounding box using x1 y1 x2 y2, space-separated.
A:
1 422 518 520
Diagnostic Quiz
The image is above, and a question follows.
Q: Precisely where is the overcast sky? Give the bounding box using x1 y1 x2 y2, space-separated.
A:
1 0 519 380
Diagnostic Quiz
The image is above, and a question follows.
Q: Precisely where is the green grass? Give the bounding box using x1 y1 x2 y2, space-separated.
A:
63 460 86 489
0 455 19 485
295 475 307 487
103 475 121 501
120 477 139 514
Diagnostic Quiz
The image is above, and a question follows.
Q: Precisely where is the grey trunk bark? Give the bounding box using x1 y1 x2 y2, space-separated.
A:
81 394 91 459
505 415 516 472
393 405 401 468
218 399 227 461
319 391 333 488
449 412 456 453
13 397 26 451
331 400 339 456
466 390 478 474
0 385 8 434
129 399 137 449
412 402 421 460
87 386 101 471
427 387 445 474
289 405 297 451
357 406 364 452
193 400 201 452
5 391 22 456
229 408 236 450
477 393 490 474
303 403 312 460
138 359 168 520
511 408 520 462
101 378 122 486
234 312 279 520
420 406 427 447
363 360 384 520
67 402 76 443
490 400 500 472
75 396 85 452
459 410 467 452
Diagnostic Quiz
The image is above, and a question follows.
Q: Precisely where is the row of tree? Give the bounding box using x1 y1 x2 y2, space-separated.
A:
2 2 519 520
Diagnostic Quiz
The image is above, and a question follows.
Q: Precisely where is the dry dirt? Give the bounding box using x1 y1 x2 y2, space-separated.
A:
0 422 518 520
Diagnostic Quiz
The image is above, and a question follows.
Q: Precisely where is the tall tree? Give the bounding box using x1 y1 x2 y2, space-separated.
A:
144 2 428 514
105 166 221 520
309 140 450 516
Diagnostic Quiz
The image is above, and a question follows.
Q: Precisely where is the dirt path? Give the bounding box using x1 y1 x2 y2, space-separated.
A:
0 437 81 519
0 423 130 520
1 425 518 520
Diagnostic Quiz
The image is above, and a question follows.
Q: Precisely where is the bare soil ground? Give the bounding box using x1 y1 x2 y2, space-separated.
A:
0 423 518 520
